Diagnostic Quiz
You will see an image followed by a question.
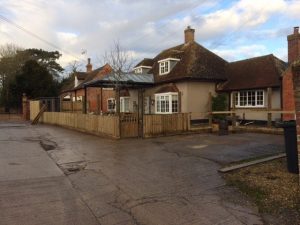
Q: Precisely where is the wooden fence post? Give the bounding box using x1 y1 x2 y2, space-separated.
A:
267 87 272 127
22 93 29 120
138 89 144 138
232 92 236 131
208 92 212 127
83 87 87 114
188 113 191 131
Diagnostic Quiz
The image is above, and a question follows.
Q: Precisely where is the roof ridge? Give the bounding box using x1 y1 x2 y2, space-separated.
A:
229 54 274 64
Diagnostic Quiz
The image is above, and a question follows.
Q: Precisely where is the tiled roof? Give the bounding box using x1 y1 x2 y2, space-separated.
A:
219 54 287 91
150 41 228 83
74 66 106 90
75 72 86 80
60 64 111 93
134 58 153 68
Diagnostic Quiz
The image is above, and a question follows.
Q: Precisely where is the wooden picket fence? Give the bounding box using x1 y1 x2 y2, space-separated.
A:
29 101 41 120
120 113 138 138
61 101 83 112
143 113 190 137
41 112 120 138
30 98 192 139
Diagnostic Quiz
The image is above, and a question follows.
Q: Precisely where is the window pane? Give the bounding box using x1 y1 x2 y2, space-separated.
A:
161 101 165 112
248 91 255 106
240 92 246 106
256 91 264 105
108 99 115 111
165 61 169 73
124 98 129 112
165 96 169 112
172 95 178 112
235 93 239 106
156 96 160 112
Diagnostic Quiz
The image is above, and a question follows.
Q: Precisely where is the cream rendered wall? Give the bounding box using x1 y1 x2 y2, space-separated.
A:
144 81 216 119
178 82 216 120
128 90 139 112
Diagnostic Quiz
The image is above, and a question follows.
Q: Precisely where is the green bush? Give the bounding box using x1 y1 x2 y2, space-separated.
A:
212 93 228 121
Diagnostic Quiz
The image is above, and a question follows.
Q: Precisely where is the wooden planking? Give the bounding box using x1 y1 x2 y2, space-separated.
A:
29 101 41 120
219 153 286 173
143 113 190 137
0 114 23 121
41 112 120 138
41 112 190 139
61 101 83 112
120 113 138 138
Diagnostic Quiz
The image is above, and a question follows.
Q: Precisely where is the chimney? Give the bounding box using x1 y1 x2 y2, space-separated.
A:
86 58 92 72
288 26 300 64
184 26 195 44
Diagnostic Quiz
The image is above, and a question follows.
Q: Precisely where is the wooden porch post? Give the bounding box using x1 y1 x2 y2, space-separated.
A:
232 92 236 131
115 87 120 115
208 92 212 127
267 87 272 127
100 88 103 114
83 87 87 114
71 93 74 112
138 89 144 138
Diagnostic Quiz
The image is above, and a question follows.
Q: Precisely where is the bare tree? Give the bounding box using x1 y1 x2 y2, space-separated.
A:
103 41 134 114
67 60 83 74
0 43 22 58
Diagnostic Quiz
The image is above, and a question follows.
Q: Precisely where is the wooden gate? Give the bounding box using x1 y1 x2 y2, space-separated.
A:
120 113 139 138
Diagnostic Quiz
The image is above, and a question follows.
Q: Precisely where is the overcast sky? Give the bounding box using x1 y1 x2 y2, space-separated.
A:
0 0 300 74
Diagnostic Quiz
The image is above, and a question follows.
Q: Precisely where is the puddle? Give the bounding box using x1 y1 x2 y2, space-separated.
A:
189 145 208 149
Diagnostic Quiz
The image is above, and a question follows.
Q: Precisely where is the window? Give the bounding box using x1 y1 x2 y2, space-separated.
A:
134 68 142 74
158 58 180 75
120 97 130 112
234 90 264 107
155 93 179 114
159 61 169 75
107 98 116 112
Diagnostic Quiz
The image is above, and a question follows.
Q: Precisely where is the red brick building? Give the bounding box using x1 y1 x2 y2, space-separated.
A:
60 59 114 114
282 27 300 120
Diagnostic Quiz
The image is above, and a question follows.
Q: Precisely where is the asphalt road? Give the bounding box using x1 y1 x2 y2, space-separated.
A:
0 121 284 225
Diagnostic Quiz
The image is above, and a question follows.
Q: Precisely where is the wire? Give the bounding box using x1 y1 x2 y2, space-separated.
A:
0 14 82 61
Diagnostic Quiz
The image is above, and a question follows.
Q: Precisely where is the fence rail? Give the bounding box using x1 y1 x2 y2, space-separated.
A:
41 112 120 138
61 101 83 112
0 114 23 121
143 113 190 137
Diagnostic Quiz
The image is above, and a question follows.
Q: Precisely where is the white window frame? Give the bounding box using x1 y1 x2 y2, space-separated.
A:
234 90 265 108
155 92 179 114
120 97 130 113
158 58 180 75
133 66 152 74
134 68 143 74
107 98 116 112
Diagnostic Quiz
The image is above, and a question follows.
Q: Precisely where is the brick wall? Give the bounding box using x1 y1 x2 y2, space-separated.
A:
291 61 300 176
283 68 295 120
282 27 300 120
288 27 300 64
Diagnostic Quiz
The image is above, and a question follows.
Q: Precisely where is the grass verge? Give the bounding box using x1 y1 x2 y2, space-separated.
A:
223 158 300 224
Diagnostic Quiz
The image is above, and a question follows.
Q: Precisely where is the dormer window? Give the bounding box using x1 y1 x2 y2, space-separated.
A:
160 61 169 75
133 66 152 74
158 58 180 75
134 68 143 74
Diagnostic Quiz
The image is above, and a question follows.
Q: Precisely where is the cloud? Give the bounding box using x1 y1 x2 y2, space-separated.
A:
0 0 296 72
194 0 286 41
213 44 269 61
